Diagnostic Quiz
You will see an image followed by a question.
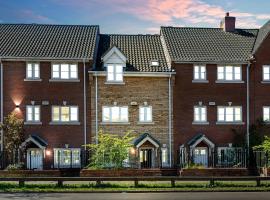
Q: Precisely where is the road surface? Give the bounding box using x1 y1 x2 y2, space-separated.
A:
0 192 270 200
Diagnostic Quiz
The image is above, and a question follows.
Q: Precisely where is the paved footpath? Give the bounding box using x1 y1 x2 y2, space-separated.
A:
0 192 270 200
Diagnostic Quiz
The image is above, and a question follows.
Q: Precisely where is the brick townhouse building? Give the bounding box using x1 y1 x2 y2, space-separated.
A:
0 13 270 170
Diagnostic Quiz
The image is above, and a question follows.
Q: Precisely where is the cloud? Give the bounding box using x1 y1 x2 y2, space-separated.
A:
52 0 269 29
17 10 54 23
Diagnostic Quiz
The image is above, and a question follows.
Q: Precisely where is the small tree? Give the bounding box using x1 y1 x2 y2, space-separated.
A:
85 130 135 169
253 136 270 153
0 112 24 162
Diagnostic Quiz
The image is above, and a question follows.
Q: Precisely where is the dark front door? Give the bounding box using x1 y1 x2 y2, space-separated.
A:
140 149 152 168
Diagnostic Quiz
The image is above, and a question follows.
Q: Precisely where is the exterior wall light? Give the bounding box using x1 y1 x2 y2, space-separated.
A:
130 147 136 155
45 150 51 157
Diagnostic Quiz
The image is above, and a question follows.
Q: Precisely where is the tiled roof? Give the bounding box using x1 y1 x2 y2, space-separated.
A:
0 24 99 60
253 20 270 54
95 34 170 72
161 27 258 63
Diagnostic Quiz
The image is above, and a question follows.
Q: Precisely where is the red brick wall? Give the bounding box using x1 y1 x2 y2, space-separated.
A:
172 63 247 159
2 61 92 155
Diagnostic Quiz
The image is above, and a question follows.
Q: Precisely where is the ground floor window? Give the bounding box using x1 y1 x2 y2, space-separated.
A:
54 148 81 168
161 148 168 167
217 147 244 167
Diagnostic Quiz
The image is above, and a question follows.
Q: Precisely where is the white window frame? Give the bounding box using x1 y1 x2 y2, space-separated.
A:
193 65 207 81
217 66 242 82
51 63 78 80
263 106 270 122
102 106 128 123
263 65 270 82
51 106 79 122
26 105 41 122
217 106 242 123
26 63 40 80
193 106 207 123
139 106 153 123
106 64 123 83
54 148 81 168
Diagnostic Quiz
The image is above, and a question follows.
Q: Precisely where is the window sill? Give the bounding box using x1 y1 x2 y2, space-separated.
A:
104 82 125 85
261 81 270 84
100 122 130 125
49 122 81 125
24 78 42 82
24 122 42 125
192 121 209 125
192 80 209 83
215 80 244 84
137 122 155 125
49 79 80 82
216 122 245 125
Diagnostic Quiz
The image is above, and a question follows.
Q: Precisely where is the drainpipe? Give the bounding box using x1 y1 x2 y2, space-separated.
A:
83 59 87 150
0 58 3 151
246 58 253 152
168 73 172 167
95 73 98 144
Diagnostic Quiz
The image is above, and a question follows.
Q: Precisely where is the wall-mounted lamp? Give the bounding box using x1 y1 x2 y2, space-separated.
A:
45 150 51 156
130 147 136 155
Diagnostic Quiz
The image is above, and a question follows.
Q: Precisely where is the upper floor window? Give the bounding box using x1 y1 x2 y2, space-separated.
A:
26 63 40 79
194 106 207 122
217 66 241 81
52 64 78 80
52 106 78 122
139 106 152 122
107 65 123 82
26 105 40 122
217 106 242 122
102 106 128 123
263 65 270 81
193 65 206 81
263 107 270 122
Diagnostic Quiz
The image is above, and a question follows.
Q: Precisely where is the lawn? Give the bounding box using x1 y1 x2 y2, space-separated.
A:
0 181 270 192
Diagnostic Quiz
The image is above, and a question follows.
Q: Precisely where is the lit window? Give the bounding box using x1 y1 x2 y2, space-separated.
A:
263 65 270 81
217 66 241 81
194 106 207 122
26 63 40 79
102 106 128 122
161 148 168 166
54 148 81 168
52 106 78 122
52 64 78 79
26 105 40 122
139 106 152 122
218 106 242 122
263 107 270 122
107 65 123 82
193 65 206 80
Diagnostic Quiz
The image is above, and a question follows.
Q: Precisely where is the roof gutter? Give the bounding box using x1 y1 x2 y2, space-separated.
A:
89 71 176 77
173 60 249 65
0 57 93 62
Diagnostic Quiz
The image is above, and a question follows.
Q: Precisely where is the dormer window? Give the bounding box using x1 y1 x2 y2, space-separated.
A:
107 64 123 82
151 60 159 67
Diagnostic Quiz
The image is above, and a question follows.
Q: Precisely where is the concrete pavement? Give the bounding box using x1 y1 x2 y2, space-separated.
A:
0 192 270 200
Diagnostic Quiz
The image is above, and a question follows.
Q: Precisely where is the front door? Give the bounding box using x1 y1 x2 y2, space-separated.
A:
193 147 208 167
140 149 152 168
27 149 43 170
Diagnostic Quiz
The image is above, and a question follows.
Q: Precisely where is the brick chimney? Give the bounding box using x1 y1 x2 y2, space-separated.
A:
220 12 236 32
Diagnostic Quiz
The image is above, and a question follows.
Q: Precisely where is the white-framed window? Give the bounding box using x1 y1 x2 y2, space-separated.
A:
107 64 123 82
26 105 40 122
194 106 207 122
52 106 78 122
193 65 206 80
52 63 78 79
139 106 152 122
161 148 168 166
217 106 242 122
102 106 128 122
263 65 270 81
54 148 81 168
217 66 241 81
263 107 270 122
26 63 40 79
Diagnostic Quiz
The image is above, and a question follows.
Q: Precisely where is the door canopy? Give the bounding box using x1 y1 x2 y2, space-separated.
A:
20 134 48 149
187 134 215 149
133 133 160 148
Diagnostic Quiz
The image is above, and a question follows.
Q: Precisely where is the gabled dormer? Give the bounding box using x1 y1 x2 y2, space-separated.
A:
101 46 127 84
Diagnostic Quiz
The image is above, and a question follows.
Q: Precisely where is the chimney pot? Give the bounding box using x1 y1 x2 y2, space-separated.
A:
226 12 230 17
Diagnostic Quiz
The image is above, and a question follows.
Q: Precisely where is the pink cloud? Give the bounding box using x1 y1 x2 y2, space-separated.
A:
17 10 54 23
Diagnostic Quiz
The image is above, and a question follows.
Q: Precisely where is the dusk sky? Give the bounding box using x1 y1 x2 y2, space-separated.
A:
0 0 270 34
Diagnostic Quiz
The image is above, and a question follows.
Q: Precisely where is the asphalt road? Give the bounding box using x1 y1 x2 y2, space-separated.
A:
0 192 270 200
